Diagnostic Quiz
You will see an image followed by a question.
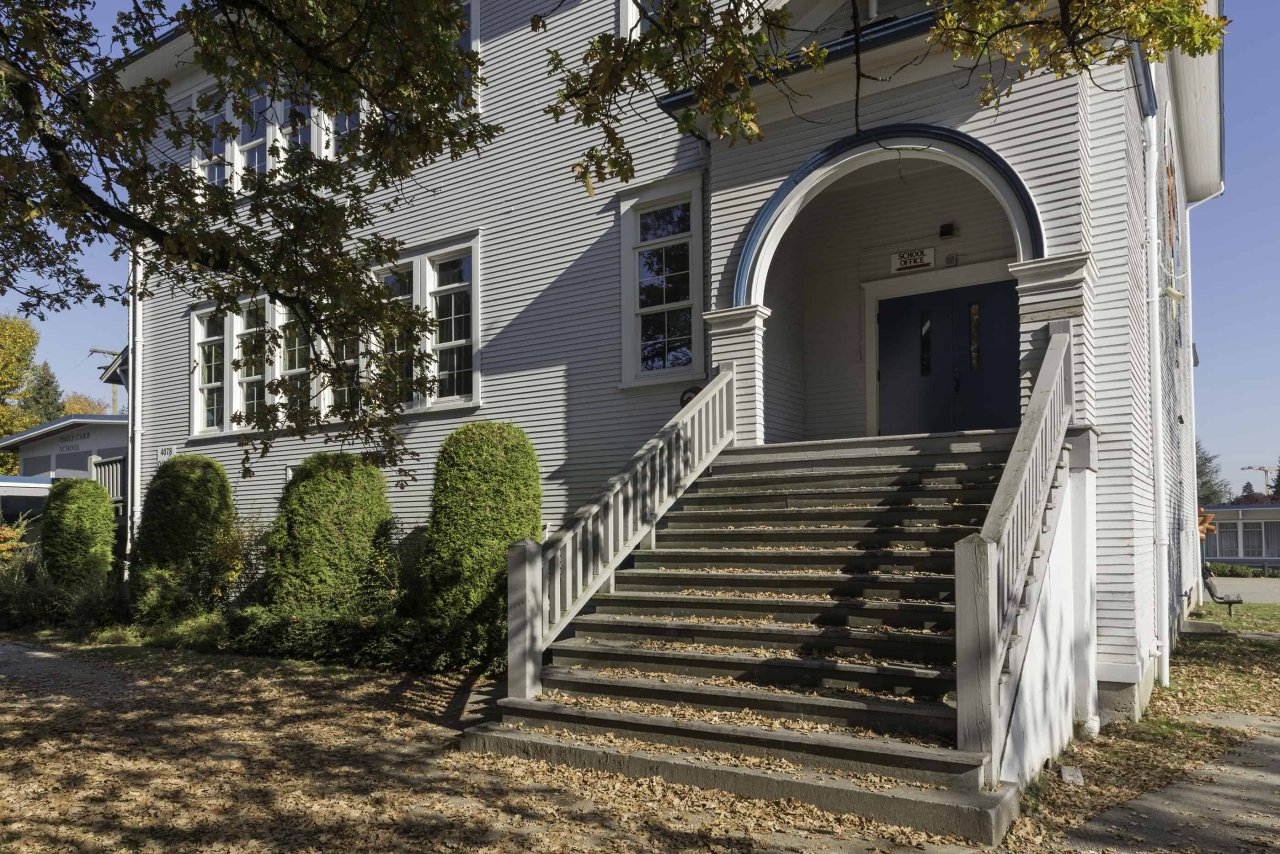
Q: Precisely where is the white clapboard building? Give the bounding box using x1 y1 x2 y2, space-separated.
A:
116 1 1223 841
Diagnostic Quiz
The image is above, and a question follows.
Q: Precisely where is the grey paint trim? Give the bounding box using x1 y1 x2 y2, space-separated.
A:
656 11 936 115
0 414 128 451
731 124 1046 307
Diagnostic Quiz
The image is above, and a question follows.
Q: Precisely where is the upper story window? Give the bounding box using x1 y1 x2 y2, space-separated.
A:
237 298 268 421
239 90 271 176
619 175 703 386
620 0 661 37
194 90 358 186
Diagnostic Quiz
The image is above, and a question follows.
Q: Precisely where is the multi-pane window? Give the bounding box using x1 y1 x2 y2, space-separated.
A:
1242 522 1264 558
381 267 416 405
332 108 360 155
635 200 694 373
331 316 362 413
282 98 311 152
197 314 225 431
432 256 474 399
1266 522 1280 558
237 299 268 422
1217 521 1239 558
198 94 227 187
239 90 270 177
279 308 313 413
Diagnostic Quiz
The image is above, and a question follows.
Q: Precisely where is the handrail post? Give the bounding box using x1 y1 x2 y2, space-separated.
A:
507 538 544 700
956 533 1000 785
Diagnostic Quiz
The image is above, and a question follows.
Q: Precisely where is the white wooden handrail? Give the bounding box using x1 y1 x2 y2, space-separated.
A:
508 363 737 699
956 324 1074 785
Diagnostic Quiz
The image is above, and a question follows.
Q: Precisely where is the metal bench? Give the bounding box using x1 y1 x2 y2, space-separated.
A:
1202 563 1244 617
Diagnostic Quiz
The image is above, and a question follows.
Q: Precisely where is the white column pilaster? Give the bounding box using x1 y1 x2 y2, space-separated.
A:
705 304 771 446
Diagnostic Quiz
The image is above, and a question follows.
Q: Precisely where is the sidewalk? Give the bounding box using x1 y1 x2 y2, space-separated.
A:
1066 714 1280 852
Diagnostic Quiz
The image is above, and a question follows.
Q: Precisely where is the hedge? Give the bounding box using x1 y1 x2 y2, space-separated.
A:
260 452 394 610
414 421 541 669
41 478 116 588
132 454 238 622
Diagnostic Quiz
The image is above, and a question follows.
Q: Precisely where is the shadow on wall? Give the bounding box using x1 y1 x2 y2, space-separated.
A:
478 159 705 527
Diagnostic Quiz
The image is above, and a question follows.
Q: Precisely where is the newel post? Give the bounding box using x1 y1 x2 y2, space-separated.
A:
507 538 544 700
956 533 1000 785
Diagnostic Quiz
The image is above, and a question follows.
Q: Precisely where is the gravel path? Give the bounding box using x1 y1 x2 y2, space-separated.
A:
0 638 136 698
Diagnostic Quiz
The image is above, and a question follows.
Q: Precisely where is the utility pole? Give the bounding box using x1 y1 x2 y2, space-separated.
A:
89 348 121 414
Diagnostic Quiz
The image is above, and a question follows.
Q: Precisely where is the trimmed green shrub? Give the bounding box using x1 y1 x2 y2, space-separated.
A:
414 421 541 670
132 455 238 622
1209 562 1256 578
41 478 116 588
260 452 395 610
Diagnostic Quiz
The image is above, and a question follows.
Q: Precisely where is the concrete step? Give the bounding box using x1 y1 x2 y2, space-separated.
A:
589 592 956 630
717 429 1017 461
710 449 1010 477
677 485 999 510
654 525 978 550
694 464 1005 494
495 697 979 788
569 614 955 663
460 722 1019 844
630 547 955 574
549 638 956 696
540 666 957 738
613 569 956 600
662 505 992 529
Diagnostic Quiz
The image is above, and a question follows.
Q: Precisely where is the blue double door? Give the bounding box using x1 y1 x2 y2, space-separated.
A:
877 280 1019 435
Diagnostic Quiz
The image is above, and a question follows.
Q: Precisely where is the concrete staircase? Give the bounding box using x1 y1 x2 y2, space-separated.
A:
462 430 1023 844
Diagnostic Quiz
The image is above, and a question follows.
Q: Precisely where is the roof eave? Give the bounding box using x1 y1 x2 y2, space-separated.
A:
1167 0 1225 203
655 10 936 116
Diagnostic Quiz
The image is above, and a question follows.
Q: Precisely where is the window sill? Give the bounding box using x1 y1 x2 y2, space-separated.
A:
618 367 705 390
402 396 482 418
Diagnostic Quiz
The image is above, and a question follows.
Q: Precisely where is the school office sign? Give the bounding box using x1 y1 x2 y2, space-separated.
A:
892 247 935 274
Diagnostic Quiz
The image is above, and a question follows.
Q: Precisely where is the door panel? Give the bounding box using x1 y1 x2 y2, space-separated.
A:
878 281 1018 435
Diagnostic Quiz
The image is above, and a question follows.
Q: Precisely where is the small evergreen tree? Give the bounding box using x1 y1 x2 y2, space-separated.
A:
21 362 63 424
40 479 116 588
260 453 394 610
133 454 238 622
1196 440 1231 507
414 421 542 670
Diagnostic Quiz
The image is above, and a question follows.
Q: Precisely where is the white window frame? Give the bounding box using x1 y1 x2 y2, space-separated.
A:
234 297 272 425
426 241 480 405
193 89 344 187
372 233 482 413
619 173 704 388
619 0 655 38
192 310 228 435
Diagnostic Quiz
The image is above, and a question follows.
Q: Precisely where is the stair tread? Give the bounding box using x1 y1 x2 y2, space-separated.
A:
700 463 1005 482
617 569 955 582
542 666 956 719
660 525 979 535
683 484 996 497
551 637 956 678
593 592 957 612
499 697 980 765
639 547 955 557
667 505 991 516
716 429 1018 456
572 613 955 645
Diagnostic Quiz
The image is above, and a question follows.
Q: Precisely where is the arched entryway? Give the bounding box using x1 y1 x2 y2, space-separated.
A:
709 125 1047 444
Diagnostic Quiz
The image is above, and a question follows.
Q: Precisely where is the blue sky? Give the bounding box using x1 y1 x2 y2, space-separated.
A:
1187 2 1278 493
2 3 1270 492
